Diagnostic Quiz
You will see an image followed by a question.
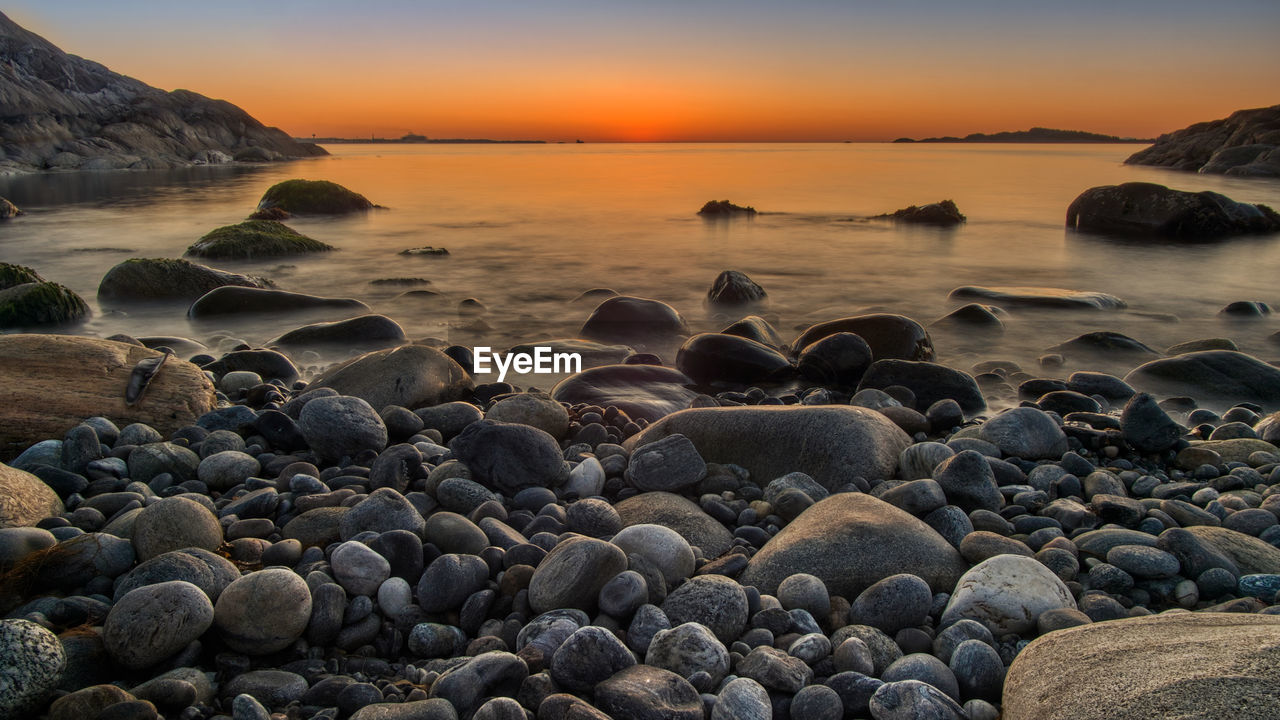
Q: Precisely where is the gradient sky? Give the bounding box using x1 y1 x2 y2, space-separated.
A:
8 1 1280 142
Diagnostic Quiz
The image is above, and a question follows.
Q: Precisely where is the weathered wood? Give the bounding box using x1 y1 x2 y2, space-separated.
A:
0 334 217 459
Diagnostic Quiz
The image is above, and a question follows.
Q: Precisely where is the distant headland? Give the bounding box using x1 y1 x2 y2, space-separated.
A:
893 127 1154 144
303 133 545 145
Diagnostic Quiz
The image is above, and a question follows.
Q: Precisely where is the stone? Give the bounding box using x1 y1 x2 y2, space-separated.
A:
1125 105 1280 175
931 450 1002 513
222 670 307 709
0 276 89 328
1046 331 1159 359
33 532 135 590
698 200 757 216
721 315 784 348
941 554 1076 635
351 700 458 720
529 536 628 614
595 665 702 720
899 442 956 480
103 581 213 669
424 511 488 555
430 651 527 718
624 433 707 492
1125 351 1280 409
450 420 568 494
0 619 66 719
948 285 1126 310
97 258 271 303
331 540 392 596
257 179 374 214
1120 393 1182 453
978 407 1068 460
796 331 874 386
612 524 695 585
416 553 488 612
485 393 570 439
203 349 300 385
869 680 967 720
0 462 63 528
269 314 406 351
662 575 748 644
791 313 934 362
0 527 56 569
340 489 425 539
849 573 932 635
676 333 790 385
114 547 240 602
626 405 910 492
552 364 699 423
614 492 735 559
132 496 223 560
213 568 312 654
0 336 216 458
931 304 1005 331
196 450 259 490
706 270 768 307
46 685 136 720
857 360 985 415
1066 182 1280 239
882 653 960 702
309 345 473 411
550 625 636 693
711 677 771 720
298 395 388 463
646 622 730 685
1003 613 1280 720
1186 525 1280 574
874 199 966 225
580 295 689 345
186 219 334 260
737 646 813 693
741 493 967 597
777 573 831 620
948 639 1004 703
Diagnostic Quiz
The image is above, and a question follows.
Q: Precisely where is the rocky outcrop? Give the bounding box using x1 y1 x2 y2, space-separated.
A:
697 200 756 216
0 11 325 174
1066 182 1280 240
97 258 272 302
872 199 966 226
1125 105 1280 176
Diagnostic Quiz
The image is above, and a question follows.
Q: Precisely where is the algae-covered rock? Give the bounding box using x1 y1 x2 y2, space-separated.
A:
256 179 375 215
98 258 272 302
0 263 41 289
185 220 333 260
0 282 89 328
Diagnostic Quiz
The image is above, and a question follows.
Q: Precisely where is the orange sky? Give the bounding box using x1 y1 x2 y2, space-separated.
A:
9 2 1280 142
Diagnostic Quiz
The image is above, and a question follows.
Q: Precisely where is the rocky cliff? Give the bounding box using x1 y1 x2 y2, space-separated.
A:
1125 105 1280 177
0 11 325 174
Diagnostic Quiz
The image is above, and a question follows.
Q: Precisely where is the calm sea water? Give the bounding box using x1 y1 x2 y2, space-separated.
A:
2 143 1279 386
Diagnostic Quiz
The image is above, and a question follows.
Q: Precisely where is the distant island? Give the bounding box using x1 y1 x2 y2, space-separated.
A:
893 127 1153 144
304 133 545 145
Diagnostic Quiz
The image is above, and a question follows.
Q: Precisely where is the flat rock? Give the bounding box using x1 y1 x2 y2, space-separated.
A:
626 405 910 492
857 359 986 415
552 364 699 423
1003 613 1280 720
97 258 271 303
740 493 967 597
0 335 216 458
308 345 474 411
948 286 1125 310
790 313 935 361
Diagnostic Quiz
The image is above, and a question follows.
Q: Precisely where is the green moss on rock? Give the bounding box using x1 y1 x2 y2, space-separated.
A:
185 220 334 260
257 179 374 215
0 281 90 328
98 257 273 301
0 263 43 290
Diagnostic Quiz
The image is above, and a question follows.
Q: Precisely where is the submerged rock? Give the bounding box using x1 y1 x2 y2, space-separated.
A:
580 296 689 346
185 220 333 260
931 303 1005 331
873 199 966 225
0 197 21 219
1046 331 1159 359
948 285 1126 310
721 315 784 348
706 270 767 307
187 286 367 318
0 270 89 328
97 258 271 302
1066 182 1280 239
675 333 791 385
552 364 699 422
268 314 406 350
791 313 935 361
1124 350 1280 408
256 179 375 215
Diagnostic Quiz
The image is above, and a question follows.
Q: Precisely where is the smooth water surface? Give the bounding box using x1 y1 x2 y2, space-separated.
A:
3 143 1279 384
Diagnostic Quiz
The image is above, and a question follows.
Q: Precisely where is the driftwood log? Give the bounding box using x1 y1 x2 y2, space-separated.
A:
0 334 217 459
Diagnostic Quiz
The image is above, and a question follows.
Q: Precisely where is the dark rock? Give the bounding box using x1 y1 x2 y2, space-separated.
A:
1124 104 1280 175
429 651 527 717
932 450 1002 513
269 314 405 350
202 349 299 384
186 220 333 259
308 345 474 411
297 395 387 463
791 313 934 362
706 270 767 307
721 315 784 348
931 304 1005 331
595 665 703 720
552 364 698 423
678 334 791 387
948 285 1125 310
257 179 374 215
549 625 636 693
97 258 271 303
1047 331 1159 359
1125 351 1280 408
0 278 89 328
188 286 365 318
614 492 735 559
1120 393 1182 453
662 575 748 644
869 680 966 720
529 537 628 614
873 199 965 225
1066 182 1280 239
698 200 757 216
797 332 874 386
580 296 689 345
451 420 567 494
737 646 813 693
857 359 985 415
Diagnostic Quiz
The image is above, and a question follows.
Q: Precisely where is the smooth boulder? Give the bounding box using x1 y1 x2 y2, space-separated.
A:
257 179 375 215
552 364 699 423
790 313 934 361
1125 351 1280 408
1066 182 1280 239
580 296 689 345
97 258 270 302
308 345 474 411
0 463 63 528
188 286 366 318
185 220 334 259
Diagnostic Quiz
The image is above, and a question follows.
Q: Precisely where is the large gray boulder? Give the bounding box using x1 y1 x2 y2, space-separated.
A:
739 493 967 597
1003 613 1280 720
625 406 911 491
1066 182 1280 239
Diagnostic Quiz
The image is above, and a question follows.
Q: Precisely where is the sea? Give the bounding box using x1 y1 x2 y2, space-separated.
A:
2 143 1279 390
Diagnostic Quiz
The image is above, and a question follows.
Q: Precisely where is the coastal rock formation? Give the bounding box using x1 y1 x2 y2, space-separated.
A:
0 335 215 458
1125 104 1280 176
1066 182 1280 239
697 200 757 216
0 11 325 174
873 199 966 226
1002 613 1280 720
185 220 333 260
255 179 375 216
97 258 272 302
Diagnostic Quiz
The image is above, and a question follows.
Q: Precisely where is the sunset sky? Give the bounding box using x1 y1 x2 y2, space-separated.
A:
8 1 1280 142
